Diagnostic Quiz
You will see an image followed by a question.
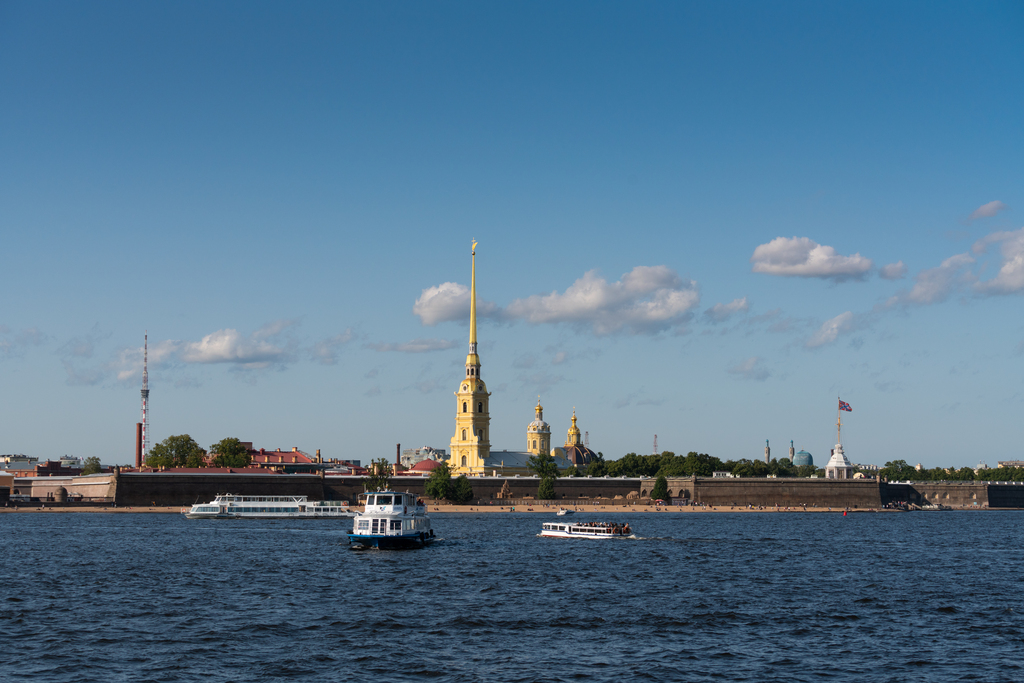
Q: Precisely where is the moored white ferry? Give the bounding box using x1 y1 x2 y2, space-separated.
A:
348 490 434 549
540 521 633 539
186 494 353 519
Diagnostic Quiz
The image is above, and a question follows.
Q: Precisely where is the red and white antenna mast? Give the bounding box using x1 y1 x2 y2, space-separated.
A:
141 332 150 457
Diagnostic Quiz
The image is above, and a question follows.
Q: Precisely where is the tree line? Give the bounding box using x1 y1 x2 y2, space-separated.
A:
144 435 252 469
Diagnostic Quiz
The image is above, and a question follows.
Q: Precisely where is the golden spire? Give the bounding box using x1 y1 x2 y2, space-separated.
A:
535 396 543 418
567 408 581 446
465 240 480 371
469 240 477 348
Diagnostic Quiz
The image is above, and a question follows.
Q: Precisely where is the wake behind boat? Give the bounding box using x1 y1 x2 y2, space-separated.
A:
186 494 353 519
540 521 633 539
348 491 434 549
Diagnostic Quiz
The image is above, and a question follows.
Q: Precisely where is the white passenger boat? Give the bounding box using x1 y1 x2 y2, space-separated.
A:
348 490 434 549
540 521 633 539
185 494 353 519
556 508 574 516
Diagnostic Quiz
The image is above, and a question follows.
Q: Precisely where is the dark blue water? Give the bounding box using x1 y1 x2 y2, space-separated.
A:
2 511 1022 682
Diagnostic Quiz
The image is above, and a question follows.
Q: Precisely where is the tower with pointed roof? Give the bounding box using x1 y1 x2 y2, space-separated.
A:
566 409 582 448
450 241 491 474
527 399 551 455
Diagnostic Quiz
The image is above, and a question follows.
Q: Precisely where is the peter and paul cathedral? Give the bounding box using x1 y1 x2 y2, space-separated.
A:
446 242 594 476
450 241 491 474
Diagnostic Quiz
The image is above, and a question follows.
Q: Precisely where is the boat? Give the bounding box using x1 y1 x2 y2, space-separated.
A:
540 521 633 539
185 494 354 519
347 490 434 549
556 508 574 516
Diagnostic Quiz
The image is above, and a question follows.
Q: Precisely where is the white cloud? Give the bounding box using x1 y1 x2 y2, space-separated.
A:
727 357 770 381
972 227 1024 295
879 261 907 280
894 253 976 306
505 266 699 335
311 329 354 365
806 311 857 348
177 328 292 367
704 297 749 323
750 237 872 280
367 338 458 353
413 282 500 326
969 200 1008 221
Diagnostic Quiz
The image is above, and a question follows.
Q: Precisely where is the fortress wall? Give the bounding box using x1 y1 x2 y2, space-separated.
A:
113 473 324 506
327 476 645 502
985 484 1024 508
908 482 989 507
663 477 884 508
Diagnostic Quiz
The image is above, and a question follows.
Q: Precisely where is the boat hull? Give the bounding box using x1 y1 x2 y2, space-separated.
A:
539 530 630 539
347 532 434 549
185 511 354 519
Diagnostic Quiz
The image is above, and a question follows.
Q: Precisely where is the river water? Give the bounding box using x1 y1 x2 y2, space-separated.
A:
2 511 1022 682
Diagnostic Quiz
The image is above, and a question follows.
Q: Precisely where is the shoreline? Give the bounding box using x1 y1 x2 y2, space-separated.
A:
0 504 991 514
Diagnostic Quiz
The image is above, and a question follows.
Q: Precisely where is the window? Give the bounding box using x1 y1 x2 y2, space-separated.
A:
462 429 467 440
478 402 483 413
533 440 537 449
463 402 467 413
390 520 401 531
461 455 467 466
377 495 393 505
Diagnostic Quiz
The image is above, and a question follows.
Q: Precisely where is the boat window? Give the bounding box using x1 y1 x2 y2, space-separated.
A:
377 495 393 505
394 495 403 505
390 520 401 531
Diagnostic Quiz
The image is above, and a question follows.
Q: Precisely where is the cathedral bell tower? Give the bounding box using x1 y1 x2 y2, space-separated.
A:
527 399 551 455
450 241 491 474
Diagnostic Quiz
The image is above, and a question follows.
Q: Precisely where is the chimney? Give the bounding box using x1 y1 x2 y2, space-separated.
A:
396 443 401 465
292 447 298 452
135 422 143 468
316 448 321 464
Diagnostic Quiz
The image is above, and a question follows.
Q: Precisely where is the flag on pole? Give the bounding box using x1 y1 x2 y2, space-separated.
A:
839 400 852 412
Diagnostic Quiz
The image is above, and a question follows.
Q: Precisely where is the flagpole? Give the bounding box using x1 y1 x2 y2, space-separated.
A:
837 396 842 445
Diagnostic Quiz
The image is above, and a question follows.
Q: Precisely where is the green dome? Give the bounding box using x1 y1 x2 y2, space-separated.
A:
793 450 814 468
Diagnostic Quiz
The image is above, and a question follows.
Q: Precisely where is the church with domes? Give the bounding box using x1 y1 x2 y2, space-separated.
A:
445 243 596 477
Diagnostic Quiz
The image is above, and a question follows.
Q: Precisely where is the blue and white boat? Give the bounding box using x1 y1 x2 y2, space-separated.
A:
348 491 434 549
185 494 354 519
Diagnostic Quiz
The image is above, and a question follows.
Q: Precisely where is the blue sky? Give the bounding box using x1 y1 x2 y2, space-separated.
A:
2 1 1022 467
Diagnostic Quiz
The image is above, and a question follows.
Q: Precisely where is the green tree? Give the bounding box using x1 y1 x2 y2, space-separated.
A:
364 457 392 492
82 456 102 475
424 461 453 500
587 459 608 477
537 476 556 500
564 465 580 477
527 452 560 479
879 459 917 481
210 438 251 468
450 475 474 504
651 475 669 500
148 434 206 468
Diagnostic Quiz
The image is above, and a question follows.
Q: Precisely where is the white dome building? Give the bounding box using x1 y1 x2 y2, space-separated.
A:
825 444 854 479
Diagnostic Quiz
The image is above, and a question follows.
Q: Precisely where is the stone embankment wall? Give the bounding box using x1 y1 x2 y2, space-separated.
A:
113 472 324 506
660 477 884 508
883 481 1024 508
326 475 648 503
11 471 1024 508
